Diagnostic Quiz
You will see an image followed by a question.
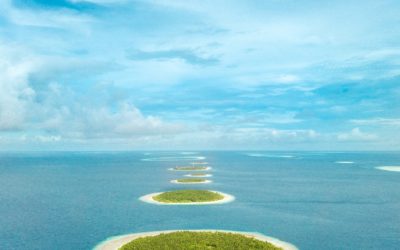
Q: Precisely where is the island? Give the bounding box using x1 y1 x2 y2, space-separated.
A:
169 166 211 171
171 178 211 184
139 190 234 205
94 230 298 250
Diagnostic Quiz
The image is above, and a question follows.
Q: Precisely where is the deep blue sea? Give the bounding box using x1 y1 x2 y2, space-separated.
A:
1 151 400 250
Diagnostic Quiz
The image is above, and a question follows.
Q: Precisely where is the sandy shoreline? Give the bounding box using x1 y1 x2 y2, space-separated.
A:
170 179 212 184
139 191 234 205
93 229 298 250
168 166 212 171
376 166 400 172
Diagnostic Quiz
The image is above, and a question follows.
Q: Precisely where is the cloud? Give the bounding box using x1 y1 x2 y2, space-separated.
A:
233 111 302 125
35 87 188 139
275 74 301 83
128 49 219 66
0 0 93 29
0 44 37 130
337 128 378 142
1 0 400 150
351 118 400 126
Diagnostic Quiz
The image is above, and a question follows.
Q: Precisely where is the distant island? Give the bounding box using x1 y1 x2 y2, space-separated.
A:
169 166 211 171
171 178 211 184
139 190 234 205
153 190 222 203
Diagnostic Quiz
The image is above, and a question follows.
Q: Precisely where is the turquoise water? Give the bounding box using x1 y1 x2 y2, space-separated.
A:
1 151 400 250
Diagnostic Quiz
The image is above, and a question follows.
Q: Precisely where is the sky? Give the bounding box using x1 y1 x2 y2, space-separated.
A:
0 0 400 151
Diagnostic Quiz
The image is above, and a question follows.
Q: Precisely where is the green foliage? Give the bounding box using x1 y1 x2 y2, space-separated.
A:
153 190 223 203
176 178 207 183
119 231 283 250
173 166 208 171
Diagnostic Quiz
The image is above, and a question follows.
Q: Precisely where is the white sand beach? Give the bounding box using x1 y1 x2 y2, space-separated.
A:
93 229 298 250
139 191 234 205
376 166 400 172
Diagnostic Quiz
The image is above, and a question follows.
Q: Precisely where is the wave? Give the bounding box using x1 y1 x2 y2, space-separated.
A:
335 161 354 164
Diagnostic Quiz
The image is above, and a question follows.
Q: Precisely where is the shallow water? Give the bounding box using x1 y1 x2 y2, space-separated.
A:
0 151 400 250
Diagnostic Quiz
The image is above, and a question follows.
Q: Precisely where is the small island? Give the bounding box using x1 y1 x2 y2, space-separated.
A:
169 166 211 171
154 190 222 203
94 230 298 250
171 178 211 184
139 190 234 205
120 231 282 250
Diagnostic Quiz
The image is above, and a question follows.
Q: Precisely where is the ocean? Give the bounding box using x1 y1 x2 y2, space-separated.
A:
0 151 399 250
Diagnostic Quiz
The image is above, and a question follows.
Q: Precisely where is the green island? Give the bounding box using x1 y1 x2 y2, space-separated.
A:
152 190 223 203
176 178 207 183
173 166 209 171
119 231 282 250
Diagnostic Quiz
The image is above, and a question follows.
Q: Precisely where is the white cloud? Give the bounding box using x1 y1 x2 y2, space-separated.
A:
37 99 187 140
275 74 301 83
0 44 37 130
351 118 400 126
337 128 377 142
234 111 302 125
34 135 62 142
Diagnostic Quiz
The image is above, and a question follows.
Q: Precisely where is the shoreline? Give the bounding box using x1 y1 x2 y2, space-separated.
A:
170 179 212 184
93 229 298 250
168 166 212 171
139 191 234 205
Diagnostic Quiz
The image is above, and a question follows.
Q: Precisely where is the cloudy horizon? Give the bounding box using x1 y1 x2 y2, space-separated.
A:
1 0 400 151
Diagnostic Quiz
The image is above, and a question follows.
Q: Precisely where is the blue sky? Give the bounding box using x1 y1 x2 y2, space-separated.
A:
0 0 400 150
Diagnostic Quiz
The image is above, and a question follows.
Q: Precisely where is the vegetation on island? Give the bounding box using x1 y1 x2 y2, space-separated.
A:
173 166 209 171
152 190 223 203
119 231 283 250
176 178 207 183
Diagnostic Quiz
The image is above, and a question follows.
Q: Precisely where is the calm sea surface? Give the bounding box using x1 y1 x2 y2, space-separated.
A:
0 151 399 250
